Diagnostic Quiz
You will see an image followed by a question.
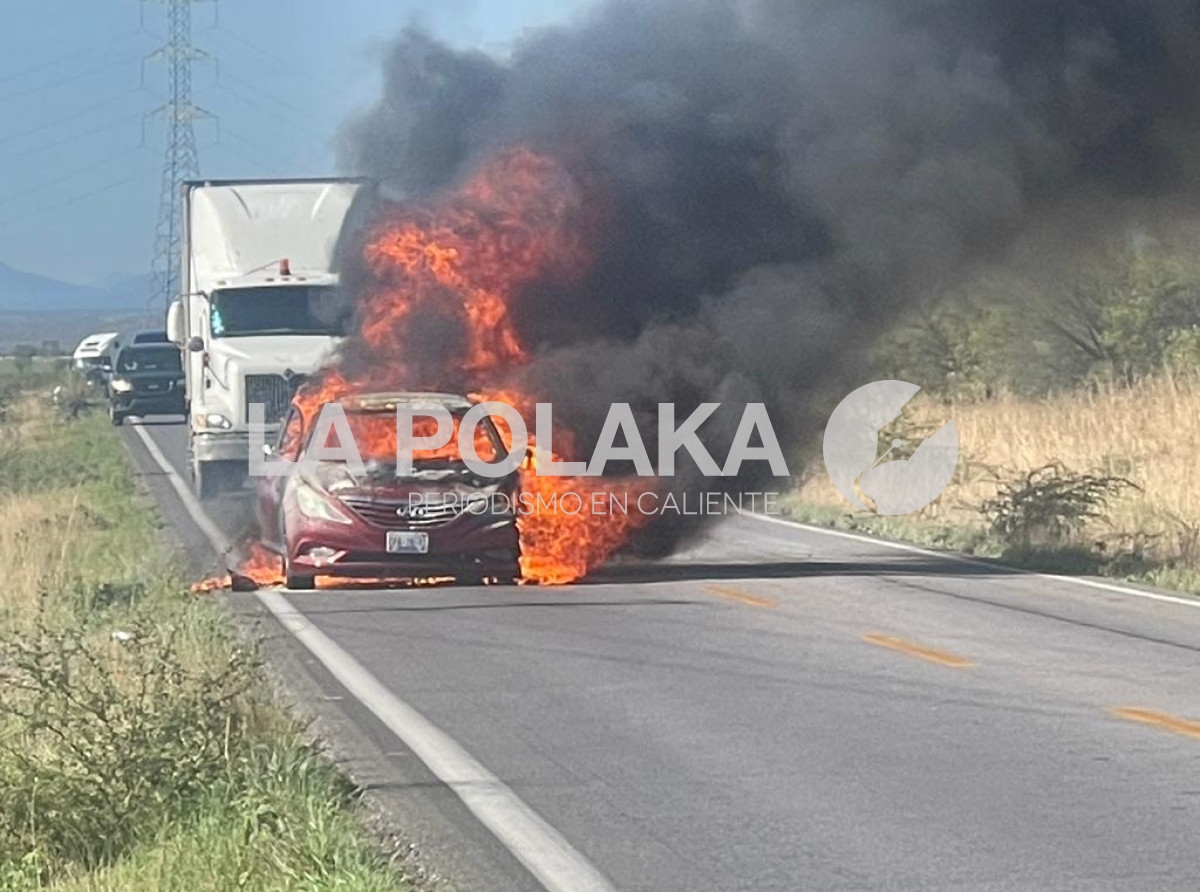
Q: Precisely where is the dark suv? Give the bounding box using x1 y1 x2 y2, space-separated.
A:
107 344 186 425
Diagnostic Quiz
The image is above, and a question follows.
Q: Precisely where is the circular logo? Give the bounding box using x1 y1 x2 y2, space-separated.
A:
822 381 958 516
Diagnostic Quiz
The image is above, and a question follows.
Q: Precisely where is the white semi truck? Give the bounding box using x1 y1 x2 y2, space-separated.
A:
167 178 368 499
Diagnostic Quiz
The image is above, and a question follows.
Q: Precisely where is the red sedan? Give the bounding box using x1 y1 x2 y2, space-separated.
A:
257 392 523 589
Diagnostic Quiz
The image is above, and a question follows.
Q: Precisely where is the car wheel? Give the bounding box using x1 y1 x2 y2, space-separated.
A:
486 550 523 586
284 554 315 591
281 521 315 590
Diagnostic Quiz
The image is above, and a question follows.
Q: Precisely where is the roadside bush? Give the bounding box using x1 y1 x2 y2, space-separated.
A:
0 610 257 873
981 463 1134 553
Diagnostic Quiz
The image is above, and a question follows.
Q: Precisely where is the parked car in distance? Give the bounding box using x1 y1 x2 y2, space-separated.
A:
256 392 523 589
107 343 186 426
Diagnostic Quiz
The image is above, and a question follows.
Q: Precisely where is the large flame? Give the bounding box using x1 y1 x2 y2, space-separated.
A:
219 148 654 589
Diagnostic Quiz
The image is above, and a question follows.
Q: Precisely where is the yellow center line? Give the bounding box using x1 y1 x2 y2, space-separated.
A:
703 584 777 610
1110 707 1200 741
861 633 975 669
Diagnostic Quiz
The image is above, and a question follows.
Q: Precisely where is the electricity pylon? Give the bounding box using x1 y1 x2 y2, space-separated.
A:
144 0 216 311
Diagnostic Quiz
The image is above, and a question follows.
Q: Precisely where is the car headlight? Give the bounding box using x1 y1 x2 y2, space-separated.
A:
110 378 134 393
295 482 353 525
198 413 233 430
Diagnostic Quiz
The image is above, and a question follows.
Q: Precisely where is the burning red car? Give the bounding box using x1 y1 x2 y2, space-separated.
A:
257 392 522 589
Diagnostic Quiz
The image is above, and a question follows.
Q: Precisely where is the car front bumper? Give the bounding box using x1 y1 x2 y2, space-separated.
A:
285 511 521 581
112 394 186 416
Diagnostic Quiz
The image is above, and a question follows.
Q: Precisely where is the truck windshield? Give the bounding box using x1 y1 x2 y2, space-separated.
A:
209 286 346 338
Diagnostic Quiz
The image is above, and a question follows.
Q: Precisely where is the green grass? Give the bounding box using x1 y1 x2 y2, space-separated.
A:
44 748 404 892
0 368 412 891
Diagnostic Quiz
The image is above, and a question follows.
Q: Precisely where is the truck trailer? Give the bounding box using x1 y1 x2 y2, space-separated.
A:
166 178 369 499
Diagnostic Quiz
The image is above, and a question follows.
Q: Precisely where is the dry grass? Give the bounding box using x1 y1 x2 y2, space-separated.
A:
0 369 408 891
795 373 1200 572
0 489 82 620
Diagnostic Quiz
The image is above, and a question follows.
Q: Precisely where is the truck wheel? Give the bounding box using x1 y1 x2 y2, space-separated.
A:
219 461 248 495
192 459 220 500
109 404 125 426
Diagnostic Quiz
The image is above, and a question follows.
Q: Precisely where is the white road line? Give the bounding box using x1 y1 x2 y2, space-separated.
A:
130 423 233 554
256 591 615 892
126 422 616 892
742 510 1200 611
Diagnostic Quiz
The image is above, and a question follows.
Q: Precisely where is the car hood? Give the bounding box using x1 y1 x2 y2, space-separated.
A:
310 464 502 500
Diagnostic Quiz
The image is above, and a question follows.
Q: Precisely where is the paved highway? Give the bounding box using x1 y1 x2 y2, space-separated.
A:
122 417 1200 892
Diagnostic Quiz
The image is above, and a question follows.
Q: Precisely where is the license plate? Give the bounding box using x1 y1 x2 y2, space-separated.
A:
387 531 429 554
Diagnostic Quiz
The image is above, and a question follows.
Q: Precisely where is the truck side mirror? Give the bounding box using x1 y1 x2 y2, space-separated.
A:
186 336 205 353
166 299 186 345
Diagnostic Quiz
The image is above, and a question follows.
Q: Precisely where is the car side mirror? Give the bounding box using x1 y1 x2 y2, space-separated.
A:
186 336 205 353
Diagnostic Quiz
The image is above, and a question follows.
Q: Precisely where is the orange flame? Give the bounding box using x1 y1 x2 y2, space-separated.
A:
217 147 653 589
192 542 283 593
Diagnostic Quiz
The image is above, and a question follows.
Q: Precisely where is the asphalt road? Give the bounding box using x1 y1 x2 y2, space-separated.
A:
122 417 1200 892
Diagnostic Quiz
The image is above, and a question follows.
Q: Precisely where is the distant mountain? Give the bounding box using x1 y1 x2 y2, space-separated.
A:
91 271 156 307
0 261 150 312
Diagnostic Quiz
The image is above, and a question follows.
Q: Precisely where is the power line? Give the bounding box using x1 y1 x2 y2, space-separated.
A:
0 54 146 105
208 138 271 175
0 89 148 148
0 168 157 231
218 67 320 122
0 30 142 85
221 126 278 160
214 80 329 145
0 145 149 209
211 24 342 101
0 112 148 162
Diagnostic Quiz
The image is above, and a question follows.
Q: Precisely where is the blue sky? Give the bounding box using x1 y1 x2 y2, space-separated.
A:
0 0 592 284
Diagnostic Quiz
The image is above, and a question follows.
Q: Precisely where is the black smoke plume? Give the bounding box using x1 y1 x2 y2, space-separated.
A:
336 0 1200 550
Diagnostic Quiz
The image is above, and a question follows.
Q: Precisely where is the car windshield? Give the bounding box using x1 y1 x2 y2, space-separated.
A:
117 346 181 374
209 286 346 338
309 410 503 469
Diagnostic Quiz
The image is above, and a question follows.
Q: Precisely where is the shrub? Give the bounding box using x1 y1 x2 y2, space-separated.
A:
0 611 257 873
981 463 1134 552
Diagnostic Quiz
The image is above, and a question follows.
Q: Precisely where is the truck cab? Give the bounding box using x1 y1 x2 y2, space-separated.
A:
167 179 368 499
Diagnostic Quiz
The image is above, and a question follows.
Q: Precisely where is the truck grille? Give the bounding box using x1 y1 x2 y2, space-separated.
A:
339 497 464 530
244 374 306 424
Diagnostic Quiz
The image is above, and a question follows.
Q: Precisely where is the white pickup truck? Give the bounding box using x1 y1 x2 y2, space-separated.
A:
167 178 369 499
